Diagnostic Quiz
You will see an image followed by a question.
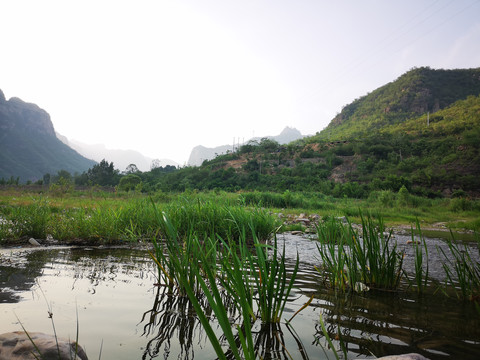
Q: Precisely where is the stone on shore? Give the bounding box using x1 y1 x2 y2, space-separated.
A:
0 331 88 360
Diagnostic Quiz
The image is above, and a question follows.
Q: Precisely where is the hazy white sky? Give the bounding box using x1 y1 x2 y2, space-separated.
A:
1 0 479 165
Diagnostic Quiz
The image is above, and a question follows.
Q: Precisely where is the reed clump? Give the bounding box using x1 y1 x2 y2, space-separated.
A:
149 199 301 359
315 214 405 292
439 233 480 302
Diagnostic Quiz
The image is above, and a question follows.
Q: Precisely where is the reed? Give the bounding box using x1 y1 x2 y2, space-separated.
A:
315 214 405 292
353 214 404 290
409 219 429 293
222 224 299 324
149 200 210 295
251 233 299 323
149 199 304 358
150 228 255 359
438 233 480 302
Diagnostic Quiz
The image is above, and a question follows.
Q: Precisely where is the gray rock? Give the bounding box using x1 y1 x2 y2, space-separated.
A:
0 331 88 360
28 238 41 246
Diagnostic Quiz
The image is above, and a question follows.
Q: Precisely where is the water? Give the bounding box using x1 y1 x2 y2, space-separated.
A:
0 234 479 359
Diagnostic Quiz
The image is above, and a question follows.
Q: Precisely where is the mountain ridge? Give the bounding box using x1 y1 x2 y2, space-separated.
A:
0 89 96 182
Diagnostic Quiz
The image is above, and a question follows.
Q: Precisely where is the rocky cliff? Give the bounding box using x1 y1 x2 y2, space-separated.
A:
0 91 55 137
0 89 96 182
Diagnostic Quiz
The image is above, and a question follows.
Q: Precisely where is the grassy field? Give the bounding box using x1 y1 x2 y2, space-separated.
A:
0 187 478 245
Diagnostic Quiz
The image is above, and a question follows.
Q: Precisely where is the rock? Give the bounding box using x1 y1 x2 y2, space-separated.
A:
28 238 41 246
0 331 88 360
44 234 58 245
375 354 430 360
354 282 370 293
406 240 421 245
295 217 311 225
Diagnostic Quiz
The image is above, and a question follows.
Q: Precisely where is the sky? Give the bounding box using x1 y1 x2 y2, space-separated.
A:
1 0 479 166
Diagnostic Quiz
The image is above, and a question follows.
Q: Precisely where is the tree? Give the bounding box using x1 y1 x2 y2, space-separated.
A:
53 170 72 184
87 159 119 186
43 173 51 185
118 174 142 192
151 159 161 170
125 163 140 174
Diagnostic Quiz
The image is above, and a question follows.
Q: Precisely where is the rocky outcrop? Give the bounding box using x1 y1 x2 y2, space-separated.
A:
188 144 233 166
0 331 88 360
0 88 96 182
0 96 55 137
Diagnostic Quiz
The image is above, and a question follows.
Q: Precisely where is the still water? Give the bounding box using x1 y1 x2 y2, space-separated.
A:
0 234 479 359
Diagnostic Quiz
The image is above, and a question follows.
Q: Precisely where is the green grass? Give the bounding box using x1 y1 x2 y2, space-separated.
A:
1 188 478 244
0 191 280 245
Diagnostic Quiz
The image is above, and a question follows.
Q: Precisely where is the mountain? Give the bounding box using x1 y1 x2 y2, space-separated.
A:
187 127 306 166
56 135 179 172
317 67 480 141
0 90 96 182
152 67 480 197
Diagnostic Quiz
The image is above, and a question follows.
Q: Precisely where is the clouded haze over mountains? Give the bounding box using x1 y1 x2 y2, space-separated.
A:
1 0 479 165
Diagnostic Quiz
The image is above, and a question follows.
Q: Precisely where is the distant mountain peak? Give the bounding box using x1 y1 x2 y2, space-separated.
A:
187 126 306 166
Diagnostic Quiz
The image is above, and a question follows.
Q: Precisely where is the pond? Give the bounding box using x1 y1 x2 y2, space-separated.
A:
0 233 479 359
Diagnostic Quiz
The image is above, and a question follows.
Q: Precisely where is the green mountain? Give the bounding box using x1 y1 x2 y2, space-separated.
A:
316 67 480 140
0 89 96 182
143 67 480 197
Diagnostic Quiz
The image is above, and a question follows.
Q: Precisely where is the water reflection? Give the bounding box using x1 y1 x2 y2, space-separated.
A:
139 285 208 359
311 289 480 359
0 237 479 359
138 277 311 359
0 248 54 302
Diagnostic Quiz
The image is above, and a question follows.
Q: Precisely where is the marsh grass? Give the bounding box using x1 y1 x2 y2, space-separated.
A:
148 198 304 359
438 232 480 302
409 219 429 293
0 192 279 245
161 197 279 241
315 214 405 292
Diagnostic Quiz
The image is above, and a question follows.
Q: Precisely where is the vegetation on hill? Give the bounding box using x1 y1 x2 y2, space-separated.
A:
4 67 480 199
315 67 480 141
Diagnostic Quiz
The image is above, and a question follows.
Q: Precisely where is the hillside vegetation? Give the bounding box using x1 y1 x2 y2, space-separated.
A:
4 67 480 200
